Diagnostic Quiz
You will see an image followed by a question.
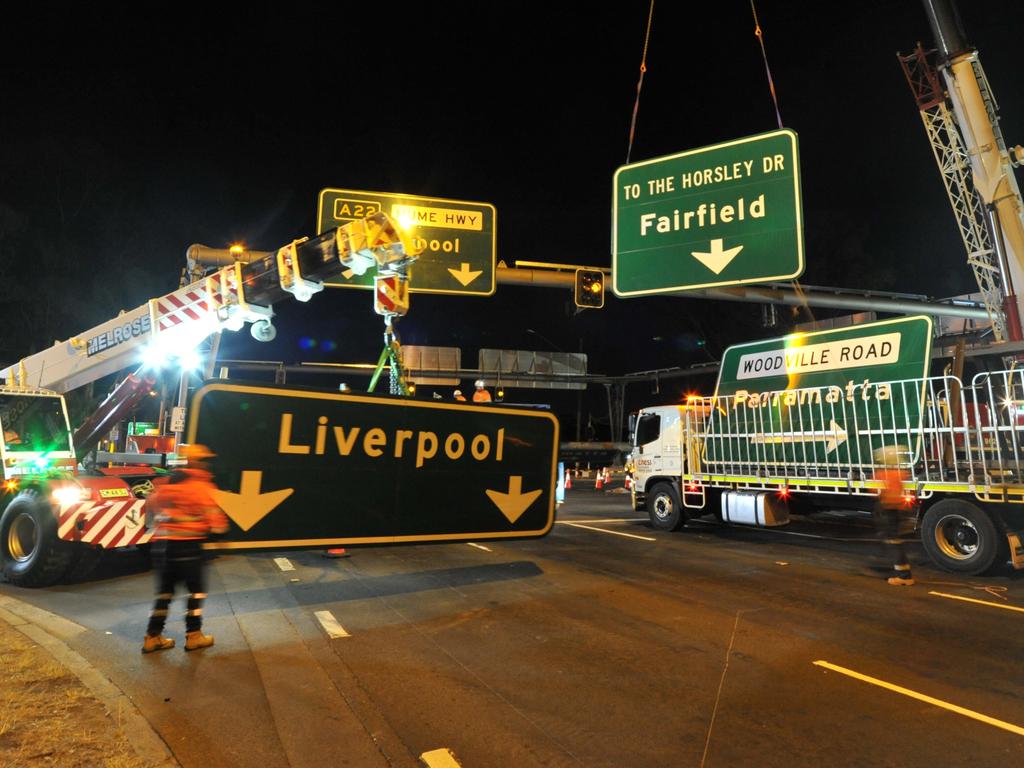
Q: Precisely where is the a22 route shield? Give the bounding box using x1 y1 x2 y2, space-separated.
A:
705 316 933 470
187 383 558 549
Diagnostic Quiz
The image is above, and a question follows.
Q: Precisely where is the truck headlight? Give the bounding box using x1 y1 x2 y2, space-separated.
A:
52 486 87 506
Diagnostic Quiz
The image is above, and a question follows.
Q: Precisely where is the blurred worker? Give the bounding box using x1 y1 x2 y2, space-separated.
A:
472 379 492 402
873 445 915 586
142 443 229 653
453 389 466 401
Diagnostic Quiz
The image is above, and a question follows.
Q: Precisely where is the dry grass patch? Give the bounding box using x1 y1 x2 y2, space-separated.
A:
0 620 150 767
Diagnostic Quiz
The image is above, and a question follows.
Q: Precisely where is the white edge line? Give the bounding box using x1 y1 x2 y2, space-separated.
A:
929 591 1024 614
813 660 1024 737
467 542 492 552
420 747 462 767
314 610 350 638
562 522 656 541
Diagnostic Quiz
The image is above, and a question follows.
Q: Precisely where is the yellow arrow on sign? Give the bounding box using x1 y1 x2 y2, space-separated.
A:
486 476 542 523
448 262 483 286
212 470 294 532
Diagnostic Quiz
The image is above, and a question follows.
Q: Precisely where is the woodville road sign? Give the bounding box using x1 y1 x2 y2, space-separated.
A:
318 188 496 296
706 316 933 467
187 382 558 549
613 129 804 296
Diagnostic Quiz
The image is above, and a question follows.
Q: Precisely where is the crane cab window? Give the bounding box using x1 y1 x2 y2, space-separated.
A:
0 395 71 453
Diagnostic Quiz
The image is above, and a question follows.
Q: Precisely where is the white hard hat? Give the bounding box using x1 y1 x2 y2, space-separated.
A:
475 379 485 388
454 389 462 396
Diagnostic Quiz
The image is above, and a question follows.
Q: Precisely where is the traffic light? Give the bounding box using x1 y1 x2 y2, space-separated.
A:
574 268 605 309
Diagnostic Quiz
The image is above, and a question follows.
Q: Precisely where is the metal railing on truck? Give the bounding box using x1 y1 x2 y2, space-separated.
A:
680 369 1024 503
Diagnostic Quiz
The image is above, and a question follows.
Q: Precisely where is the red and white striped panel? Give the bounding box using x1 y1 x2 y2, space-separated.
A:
154 283 225 333
58 500 153 549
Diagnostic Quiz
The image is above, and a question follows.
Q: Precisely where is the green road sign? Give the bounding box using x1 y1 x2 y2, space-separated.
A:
317 188 496 296
613 129 804 296
707 316 933 467
187 382 557 549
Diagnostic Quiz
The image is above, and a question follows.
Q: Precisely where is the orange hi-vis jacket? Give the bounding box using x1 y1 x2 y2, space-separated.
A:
877 468 907 510
148 468 229 541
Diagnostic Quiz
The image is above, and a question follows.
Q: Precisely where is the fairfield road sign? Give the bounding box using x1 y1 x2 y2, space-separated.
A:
187 382 557 549
317 188 496 296
613 129 804 296
706 316 933 467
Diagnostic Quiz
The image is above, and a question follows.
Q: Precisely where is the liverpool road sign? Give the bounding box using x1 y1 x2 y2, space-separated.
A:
187 382 557 549
707 316 933 467
318 188 496 296
613 129 804 296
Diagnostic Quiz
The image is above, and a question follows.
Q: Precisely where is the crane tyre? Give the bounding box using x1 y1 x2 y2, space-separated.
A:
648 482 685 531
920 499 1004 575
0 492 73 587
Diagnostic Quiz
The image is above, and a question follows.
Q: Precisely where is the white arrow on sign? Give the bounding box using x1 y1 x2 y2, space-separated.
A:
448 262 483 286
748 419 849 454
212 470 294 532
486 476 542 523
691 238 744 275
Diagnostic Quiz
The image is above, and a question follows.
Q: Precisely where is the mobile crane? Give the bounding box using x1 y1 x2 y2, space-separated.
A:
0 212 420 586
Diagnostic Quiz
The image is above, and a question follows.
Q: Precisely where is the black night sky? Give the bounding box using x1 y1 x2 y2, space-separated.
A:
1 2 1021 436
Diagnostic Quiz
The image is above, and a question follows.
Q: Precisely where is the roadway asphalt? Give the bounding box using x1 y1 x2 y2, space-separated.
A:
2 481 1023 767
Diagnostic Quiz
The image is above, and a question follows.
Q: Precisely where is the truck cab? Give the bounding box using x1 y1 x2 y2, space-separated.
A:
629 403 707 529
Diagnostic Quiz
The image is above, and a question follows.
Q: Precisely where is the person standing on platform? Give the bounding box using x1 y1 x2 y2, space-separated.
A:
472 379 492 402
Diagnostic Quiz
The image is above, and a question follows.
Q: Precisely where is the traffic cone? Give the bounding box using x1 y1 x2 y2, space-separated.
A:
625 474 632 491
595 471 603 490
323 548 349 558
564 470 572 490
604 467 612 485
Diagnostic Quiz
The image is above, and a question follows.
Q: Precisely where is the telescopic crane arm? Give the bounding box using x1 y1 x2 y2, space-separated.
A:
0 213 421 394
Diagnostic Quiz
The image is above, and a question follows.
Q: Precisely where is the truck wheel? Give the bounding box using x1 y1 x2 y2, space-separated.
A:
920 499 1004 575
0 492 73 587
648 482 685 531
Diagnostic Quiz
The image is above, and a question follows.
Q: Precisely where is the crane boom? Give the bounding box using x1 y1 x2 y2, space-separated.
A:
0 212 419 393
901 0 1024 341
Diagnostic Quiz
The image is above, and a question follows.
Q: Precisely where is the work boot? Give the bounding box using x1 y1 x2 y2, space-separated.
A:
888 563 914 586
142 634 175 653
184 630 215 651
887 575 915 586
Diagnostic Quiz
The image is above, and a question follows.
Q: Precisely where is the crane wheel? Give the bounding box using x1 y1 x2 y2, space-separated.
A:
0 492 73 587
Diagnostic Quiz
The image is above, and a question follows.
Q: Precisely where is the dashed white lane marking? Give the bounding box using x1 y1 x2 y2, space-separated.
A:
420 747 462 767
560 522 656 541
557 518 648 524
814 660 1024 737
467 542 492 552
274 557 295 572
929 591 1024 614
314 610 350 638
